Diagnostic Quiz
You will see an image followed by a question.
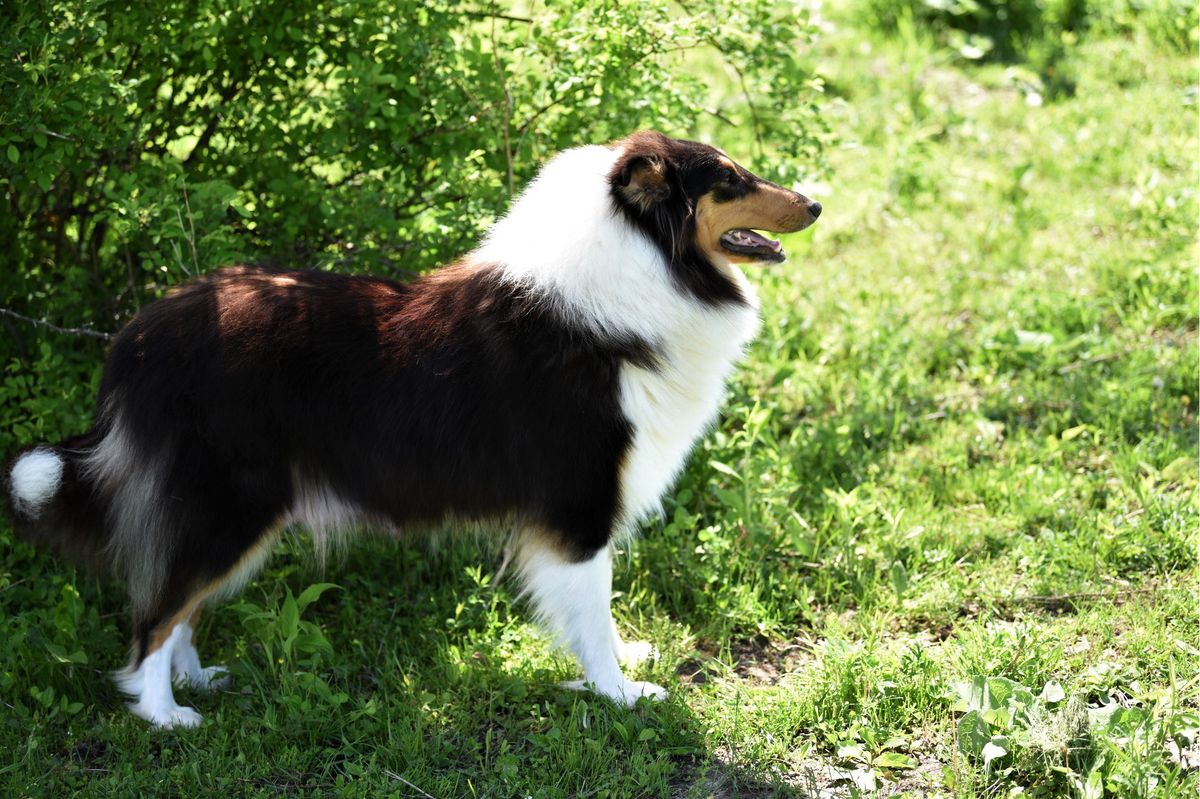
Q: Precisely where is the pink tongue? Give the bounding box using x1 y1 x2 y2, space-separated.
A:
724 229 781 250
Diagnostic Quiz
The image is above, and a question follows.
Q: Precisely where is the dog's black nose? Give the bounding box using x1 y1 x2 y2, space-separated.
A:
809 201 822 219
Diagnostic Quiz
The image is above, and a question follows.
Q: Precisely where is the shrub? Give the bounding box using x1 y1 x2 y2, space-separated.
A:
0 0 828 456
854 0 1195 63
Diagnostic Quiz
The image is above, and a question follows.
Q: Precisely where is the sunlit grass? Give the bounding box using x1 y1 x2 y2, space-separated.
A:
2 4 1196 797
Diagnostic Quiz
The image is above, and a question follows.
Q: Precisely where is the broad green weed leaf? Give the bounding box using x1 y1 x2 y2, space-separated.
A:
873 752 918 770
280 591 300 639
890 561 909 596
958 676 1035 714
296 582 339 612
981 738 1008 770
1040 680 1066 703
1161 456 1193 482
958 710 991 756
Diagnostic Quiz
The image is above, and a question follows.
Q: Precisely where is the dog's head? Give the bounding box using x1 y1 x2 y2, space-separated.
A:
609 131 820 300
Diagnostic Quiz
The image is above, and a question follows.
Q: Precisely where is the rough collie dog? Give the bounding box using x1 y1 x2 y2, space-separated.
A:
5 131 820 727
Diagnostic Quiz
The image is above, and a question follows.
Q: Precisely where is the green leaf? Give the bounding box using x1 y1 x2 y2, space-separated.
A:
296 582 339 613
981 738 1008 770
837 743 867 762
708 460 741 479
1161 456 1193 483
280 591 300 639
956 676 1035 713
957 709 991 757
873 752 917 770
1040 680 1066 703
6 144 17 163
292 630 333 657
1061 423 1088 441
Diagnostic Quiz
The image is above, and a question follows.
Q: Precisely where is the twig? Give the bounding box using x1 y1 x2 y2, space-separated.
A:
674 0 765 151
1005 588 1157 607
32 127 75 142
177 181 199 276
458 9 533 24
384 769 438 799
236 777 335 791
1058 350 1127 374
489 0 515 197
0 307 113 341
703 107 739 127
727 59 765 155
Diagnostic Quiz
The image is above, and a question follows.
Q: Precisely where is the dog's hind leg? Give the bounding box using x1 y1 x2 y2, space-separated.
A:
515 533 666 707
116 592 212 729
170 608 230 691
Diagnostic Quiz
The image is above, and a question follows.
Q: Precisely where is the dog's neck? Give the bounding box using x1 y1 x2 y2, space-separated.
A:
473 144 760 357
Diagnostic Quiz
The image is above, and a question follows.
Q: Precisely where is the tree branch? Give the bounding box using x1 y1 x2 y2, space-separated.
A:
0 308 113 341
490 1 515 196
457 9 533 24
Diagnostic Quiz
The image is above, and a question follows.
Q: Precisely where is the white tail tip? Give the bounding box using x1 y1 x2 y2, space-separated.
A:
10 448 64 516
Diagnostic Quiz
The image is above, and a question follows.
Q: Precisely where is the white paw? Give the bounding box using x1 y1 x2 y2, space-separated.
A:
131 702 204 729
176 665 230 691
618 640 658 665
563 678 668 708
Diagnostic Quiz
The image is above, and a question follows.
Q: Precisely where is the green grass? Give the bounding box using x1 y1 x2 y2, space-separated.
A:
2 5 1197 798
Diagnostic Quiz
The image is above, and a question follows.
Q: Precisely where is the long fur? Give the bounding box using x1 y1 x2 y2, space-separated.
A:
4 130 820 724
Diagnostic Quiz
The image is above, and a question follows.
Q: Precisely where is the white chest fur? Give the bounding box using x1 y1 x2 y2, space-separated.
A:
617 288 759 528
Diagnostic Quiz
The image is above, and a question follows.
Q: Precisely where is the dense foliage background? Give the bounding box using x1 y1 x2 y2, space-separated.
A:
1 0 1196 797
0 0 823 440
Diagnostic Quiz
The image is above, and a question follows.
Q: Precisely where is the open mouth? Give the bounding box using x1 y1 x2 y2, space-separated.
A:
719 229 785 263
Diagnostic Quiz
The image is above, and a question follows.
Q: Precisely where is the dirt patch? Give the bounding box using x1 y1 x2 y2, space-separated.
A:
680 637 815 687
60 737 111 773
672 746 948 798
671 747 800 799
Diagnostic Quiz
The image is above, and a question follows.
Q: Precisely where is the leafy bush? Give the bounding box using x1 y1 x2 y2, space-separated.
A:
955 674 1200 797
855 0 1090 61
854 0 1196 63
0 1 827 454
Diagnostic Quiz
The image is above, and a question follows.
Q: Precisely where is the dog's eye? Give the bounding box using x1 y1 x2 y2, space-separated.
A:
721 167 737 183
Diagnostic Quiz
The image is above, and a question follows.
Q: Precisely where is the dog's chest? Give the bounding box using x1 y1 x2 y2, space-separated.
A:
616 302 760 526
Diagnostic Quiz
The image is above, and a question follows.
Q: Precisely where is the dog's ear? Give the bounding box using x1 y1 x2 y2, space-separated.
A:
616 154 670 212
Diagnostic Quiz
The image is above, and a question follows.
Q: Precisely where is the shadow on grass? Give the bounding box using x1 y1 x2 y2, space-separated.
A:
186 538 807 798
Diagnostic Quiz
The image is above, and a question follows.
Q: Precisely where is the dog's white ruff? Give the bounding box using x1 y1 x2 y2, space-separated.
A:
478 144 760 528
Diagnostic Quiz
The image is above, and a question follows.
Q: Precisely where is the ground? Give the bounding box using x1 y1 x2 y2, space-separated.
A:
1 3 1196 798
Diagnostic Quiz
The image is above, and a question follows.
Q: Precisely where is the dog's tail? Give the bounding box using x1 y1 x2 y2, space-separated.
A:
6 430 113 571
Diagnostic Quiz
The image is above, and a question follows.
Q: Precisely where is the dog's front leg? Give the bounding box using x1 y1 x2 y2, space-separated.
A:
516 538 666 707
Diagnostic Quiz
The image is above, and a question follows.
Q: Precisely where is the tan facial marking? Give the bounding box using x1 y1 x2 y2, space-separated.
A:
695 182 813 264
